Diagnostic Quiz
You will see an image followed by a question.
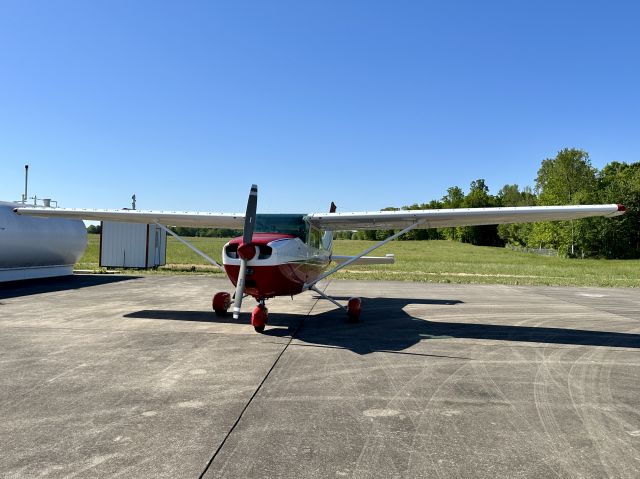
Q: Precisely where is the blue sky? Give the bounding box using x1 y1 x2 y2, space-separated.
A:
1 1 639 214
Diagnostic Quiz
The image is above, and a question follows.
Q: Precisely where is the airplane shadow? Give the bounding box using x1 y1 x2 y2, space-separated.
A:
0 274 140 300
123 296 640 355
124 309 295 327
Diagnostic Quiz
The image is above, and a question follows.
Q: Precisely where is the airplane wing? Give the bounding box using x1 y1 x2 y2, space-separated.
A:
305 204 626 230
13 207 245 229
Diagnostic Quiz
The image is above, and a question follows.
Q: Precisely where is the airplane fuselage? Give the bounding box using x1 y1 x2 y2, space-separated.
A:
222 214 333 299
223 233 330 298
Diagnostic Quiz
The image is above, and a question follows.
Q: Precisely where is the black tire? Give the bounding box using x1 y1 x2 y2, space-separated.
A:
254 325 265 333
214 309 228 317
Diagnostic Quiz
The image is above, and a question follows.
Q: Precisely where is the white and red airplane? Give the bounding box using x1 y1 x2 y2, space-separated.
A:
15 185 626 332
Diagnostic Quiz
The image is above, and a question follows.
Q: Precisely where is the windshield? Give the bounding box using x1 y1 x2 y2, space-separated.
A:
255 214 307 241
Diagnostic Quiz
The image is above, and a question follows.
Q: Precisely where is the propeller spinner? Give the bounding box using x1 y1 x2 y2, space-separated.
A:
232 184 258 319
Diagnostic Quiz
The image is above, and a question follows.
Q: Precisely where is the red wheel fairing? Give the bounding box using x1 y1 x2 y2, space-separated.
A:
347 297 361 322
251 304 268 333
212 292 231 316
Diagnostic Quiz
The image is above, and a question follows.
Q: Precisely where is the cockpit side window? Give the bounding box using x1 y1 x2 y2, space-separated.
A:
308 226 322 249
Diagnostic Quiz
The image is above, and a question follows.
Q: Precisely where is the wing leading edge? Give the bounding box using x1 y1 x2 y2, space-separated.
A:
305 204 626 230
15 204 626 230
14 207 245 229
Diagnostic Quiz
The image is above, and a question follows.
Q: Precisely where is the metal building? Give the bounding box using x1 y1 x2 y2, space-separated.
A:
99 221 167 268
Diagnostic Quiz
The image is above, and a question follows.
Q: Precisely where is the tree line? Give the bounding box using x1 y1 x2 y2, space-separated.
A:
338 148 639 259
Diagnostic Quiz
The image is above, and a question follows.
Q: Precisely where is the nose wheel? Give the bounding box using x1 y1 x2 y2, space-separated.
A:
251 302 268 333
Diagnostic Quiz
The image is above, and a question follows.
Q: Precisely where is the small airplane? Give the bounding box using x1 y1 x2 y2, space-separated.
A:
15 186 626 332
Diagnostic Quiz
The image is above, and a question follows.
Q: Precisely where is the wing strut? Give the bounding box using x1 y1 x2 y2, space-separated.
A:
303 221 424 290
153 221 225 271
308 285 346 311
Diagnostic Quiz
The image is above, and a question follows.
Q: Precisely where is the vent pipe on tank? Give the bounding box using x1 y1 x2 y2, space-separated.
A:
23 165 29 204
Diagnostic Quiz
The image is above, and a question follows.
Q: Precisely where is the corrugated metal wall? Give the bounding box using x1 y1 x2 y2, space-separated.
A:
100 222 166 268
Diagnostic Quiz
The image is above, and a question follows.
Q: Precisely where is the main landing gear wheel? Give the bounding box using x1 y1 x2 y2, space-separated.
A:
212 292 231 316
347 297 361 322
251 304 268 333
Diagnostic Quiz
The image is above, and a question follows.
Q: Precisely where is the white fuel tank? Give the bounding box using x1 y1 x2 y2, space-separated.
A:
0 201 87 282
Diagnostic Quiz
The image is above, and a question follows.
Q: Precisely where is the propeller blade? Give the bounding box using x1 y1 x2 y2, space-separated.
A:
233 184 258 319
243 184 258 244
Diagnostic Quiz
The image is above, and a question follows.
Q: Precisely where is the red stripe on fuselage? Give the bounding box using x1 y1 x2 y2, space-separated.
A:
224 261 328 298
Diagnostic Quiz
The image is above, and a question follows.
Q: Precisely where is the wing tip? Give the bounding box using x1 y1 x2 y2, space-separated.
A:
617 204 626 212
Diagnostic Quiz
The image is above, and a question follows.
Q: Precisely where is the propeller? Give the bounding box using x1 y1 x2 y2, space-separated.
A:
233 184 258 319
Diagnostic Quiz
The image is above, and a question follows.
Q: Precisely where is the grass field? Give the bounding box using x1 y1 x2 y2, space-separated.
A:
76 234 640 287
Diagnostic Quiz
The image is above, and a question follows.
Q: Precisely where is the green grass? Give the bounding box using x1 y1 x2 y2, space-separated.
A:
76 234 640 287
330 240 640 287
